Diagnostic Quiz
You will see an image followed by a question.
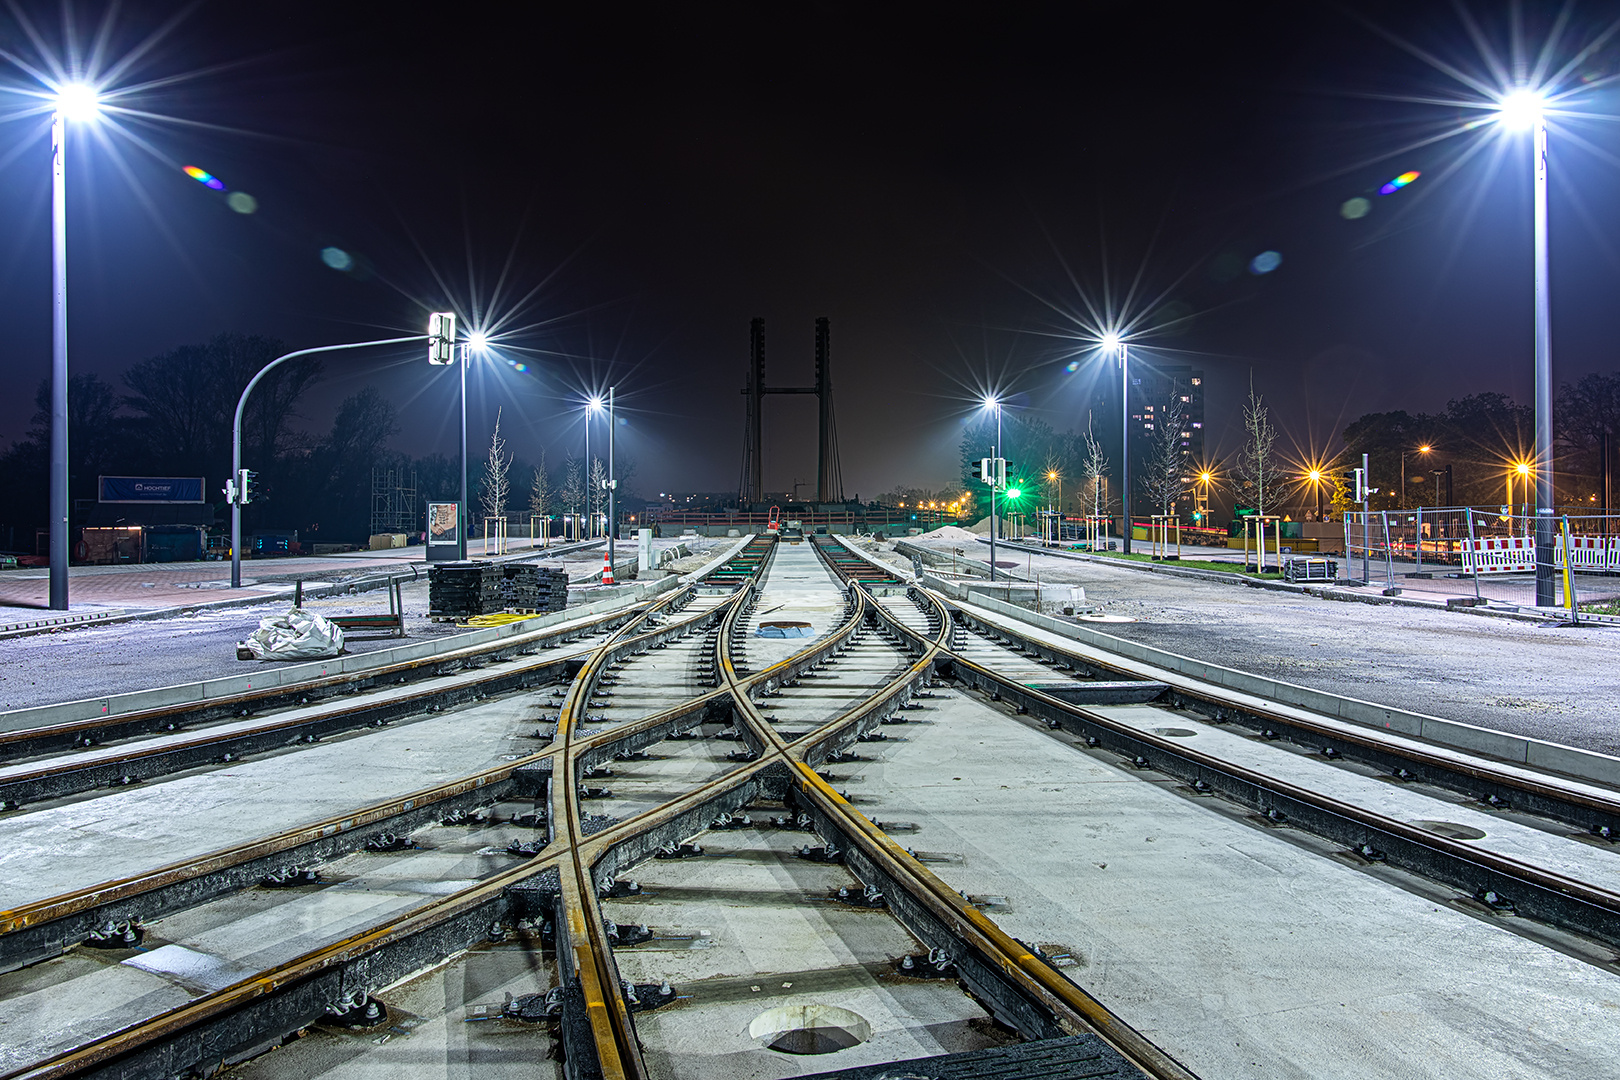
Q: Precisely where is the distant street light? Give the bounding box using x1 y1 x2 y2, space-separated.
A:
1496 88 1556 604
606 386 619 577
585 395 604 539
1400 445 1432 509
46 82 102 610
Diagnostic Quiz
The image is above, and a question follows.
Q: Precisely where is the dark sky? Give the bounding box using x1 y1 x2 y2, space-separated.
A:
2 2 1619 498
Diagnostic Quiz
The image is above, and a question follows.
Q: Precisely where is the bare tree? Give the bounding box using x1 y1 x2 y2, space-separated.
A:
1141 397 1188 517
480 407 510 525
1235 383 1285 515
588 457 608 520
1077 423 1114 518
529 449 551 519
561 455 584 516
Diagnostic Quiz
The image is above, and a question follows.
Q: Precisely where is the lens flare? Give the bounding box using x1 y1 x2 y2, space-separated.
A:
226 192 257 214
1377 170 1421 195
1340 197 1370 220
1248 251 1282 275
1065 360 1080 373
320 246 353 271
182 165 226 191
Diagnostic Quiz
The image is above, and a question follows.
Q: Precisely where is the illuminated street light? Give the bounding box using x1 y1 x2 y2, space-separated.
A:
1101 333 1133 553
1496 86 1556 604
982 395 1003 581
1400 444 1432 509
43 82 103 609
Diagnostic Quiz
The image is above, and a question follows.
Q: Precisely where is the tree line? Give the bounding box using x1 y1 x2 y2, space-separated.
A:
0 332 641 551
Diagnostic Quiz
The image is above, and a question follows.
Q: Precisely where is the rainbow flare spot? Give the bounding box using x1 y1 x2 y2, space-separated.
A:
1378 170 1420 195
183 165 226 191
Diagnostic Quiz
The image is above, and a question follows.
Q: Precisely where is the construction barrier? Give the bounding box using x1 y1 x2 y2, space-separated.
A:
1461 535 1536 574
1555 534 1619 571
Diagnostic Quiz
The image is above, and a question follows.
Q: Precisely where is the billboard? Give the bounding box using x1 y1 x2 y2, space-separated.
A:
426 501 461 562
98 476 206 503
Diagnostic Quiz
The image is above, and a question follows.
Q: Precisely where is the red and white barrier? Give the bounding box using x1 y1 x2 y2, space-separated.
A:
1555 534 1613 571
1461 536 1536 574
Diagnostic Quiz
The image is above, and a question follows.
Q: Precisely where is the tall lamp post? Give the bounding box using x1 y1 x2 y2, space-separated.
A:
1102 333 1132 554
46 83 101 610
983 396 1001 581
1497 89 1556 605
584 396 604 539
606 386 618 574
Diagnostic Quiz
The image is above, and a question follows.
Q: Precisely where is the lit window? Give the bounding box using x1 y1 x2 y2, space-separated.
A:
1181 395 1190 403
1191 378 1201 386
1192 422 1202 428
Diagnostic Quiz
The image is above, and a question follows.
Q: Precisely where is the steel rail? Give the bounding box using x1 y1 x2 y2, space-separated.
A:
0 586 729 972
863 585 1620 952
0 594 664 778
946 605 1620 836
717 563 1198 1080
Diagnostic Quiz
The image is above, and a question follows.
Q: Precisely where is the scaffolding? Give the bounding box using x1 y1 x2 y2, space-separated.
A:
370 466 418 537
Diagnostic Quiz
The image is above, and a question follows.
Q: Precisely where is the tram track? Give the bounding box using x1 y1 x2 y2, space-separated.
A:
7 529 1619 1080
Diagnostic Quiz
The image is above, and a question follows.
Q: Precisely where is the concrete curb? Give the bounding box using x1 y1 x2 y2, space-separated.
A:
954 591 1620 790
0 574 680 735
989 538 1614 628
836 531 1620 789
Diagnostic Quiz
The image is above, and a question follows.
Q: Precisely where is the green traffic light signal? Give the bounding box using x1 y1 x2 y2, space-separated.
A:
1006 487 1022 500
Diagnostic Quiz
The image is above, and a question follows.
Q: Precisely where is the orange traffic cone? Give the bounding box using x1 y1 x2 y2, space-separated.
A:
601 551 615 585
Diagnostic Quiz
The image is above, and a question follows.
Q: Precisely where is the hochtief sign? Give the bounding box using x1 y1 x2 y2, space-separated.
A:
98 476 206 503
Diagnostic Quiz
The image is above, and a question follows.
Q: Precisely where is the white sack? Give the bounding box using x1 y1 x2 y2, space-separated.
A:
240 607 345 661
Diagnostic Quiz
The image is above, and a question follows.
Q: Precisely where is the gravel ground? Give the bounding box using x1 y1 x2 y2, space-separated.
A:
0 539 725 713
866 534 1620 758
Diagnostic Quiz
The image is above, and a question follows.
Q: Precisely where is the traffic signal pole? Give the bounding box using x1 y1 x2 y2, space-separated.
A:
229 336 425 589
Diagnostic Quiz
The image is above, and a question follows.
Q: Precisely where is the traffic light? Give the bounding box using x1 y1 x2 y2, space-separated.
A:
1005 486 1022 501
237 468 256 505
972 458 992 485
999 459 1015 487
428 312 456 365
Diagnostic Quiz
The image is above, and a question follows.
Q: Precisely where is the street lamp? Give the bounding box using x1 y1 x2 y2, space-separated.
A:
46 82 102 610
1496 87 1556 604
585 395 604 539
1101 332 1132 553
1307 469 1324 520
606 386 618 577
1400 445 1432 509
983 395 1002 581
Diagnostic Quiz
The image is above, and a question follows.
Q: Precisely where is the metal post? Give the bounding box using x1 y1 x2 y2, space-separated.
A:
231 336 423 588
607 385 616 574
459 345 468 561
1380 511 1394 588
583 403 592 539
1361 452 1371 585
49 114 68 609
1533 113 1557 607
989 405 1000 582
1415 508 1423 575
1466 508 1482 603
1121 344 1132 555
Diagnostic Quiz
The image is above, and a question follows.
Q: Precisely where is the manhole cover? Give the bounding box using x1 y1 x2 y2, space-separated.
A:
756 621 813 639
1410 820 1487 840
1151 727 1197 738
749 1003 870 1055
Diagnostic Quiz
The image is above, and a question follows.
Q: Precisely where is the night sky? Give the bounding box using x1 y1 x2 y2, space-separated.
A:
2 2 1618 499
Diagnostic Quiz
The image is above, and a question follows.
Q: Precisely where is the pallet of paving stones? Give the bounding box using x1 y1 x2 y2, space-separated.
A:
501 565 569 613
428 561 505 619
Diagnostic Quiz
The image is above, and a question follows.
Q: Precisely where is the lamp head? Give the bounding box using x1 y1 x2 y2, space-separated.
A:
1497 88 1545 130
1200 471 1212 483
1308 470 1321 482
1419 444 1432 454
1100 332 1123 352
54 83 101 122
1516 461 1531 476
981 394 999 410
466 330 490 352
587 396 605 412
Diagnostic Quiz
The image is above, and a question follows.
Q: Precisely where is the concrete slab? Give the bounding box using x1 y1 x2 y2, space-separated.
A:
856 688 1620 1079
